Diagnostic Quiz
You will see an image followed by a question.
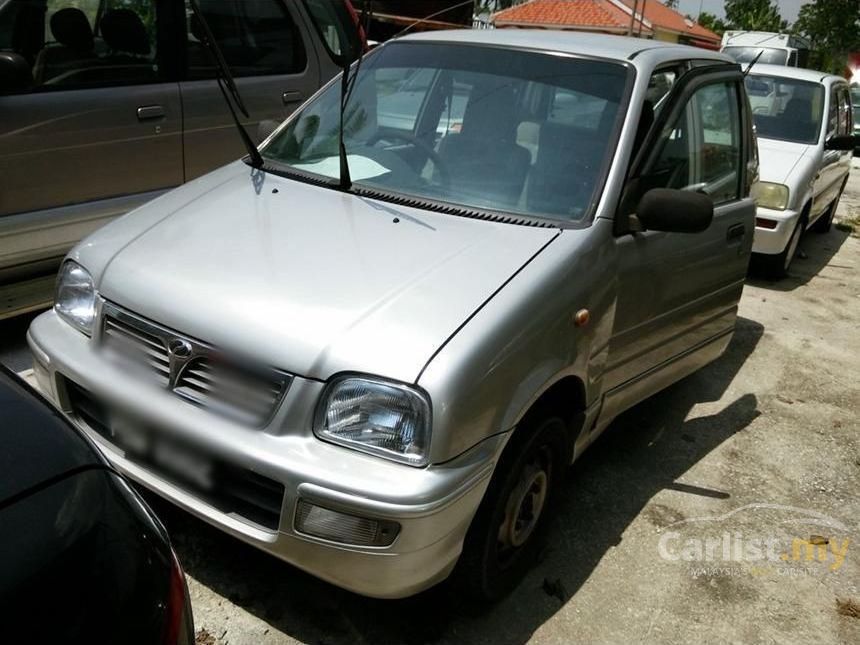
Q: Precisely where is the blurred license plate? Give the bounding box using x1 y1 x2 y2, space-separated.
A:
109 415 213 491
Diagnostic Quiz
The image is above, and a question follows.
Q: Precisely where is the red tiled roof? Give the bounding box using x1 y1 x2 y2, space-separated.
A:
493 0 647 34
492 0 719 44
624 0 719 42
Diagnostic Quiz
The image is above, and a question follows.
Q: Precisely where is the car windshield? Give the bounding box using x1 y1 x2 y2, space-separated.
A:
723 46 788 65
745 75 824 144
262 42 631 222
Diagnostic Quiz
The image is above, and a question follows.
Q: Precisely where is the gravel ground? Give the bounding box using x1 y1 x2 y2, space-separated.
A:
3 163 860 645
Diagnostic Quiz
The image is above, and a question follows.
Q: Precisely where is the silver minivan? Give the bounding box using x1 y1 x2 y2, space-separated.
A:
0 0 358 318
29 30 757 599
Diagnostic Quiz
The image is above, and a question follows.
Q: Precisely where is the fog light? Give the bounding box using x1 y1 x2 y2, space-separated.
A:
755 217 778 230
294 500 400 547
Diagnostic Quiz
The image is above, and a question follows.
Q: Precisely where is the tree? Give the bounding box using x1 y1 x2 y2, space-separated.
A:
793 0 860 74
724 0 787 32
697 11 728 36
664 0 679 10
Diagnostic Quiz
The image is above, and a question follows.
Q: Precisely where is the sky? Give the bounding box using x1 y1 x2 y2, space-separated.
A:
677 0 805 23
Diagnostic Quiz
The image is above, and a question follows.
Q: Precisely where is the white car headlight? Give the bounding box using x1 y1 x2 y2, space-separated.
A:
751 182 789 211
55 261 97 335
315 376 431 466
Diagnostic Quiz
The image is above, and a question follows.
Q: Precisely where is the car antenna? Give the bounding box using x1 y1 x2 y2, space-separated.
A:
338 0 372 191
391 0 474 39
742 50 764 77
187 0 264 168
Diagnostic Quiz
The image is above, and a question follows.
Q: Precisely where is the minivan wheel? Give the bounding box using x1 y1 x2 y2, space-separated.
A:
758 216 804 279
456 415 568 602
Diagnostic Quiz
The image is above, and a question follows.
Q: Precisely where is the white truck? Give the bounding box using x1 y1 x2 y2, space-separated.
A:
721 31 810 68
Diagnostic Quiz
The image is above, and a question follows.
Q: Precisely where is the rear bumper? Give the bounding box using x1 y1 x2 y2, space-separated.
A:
28 310 502 598
751 206 800 256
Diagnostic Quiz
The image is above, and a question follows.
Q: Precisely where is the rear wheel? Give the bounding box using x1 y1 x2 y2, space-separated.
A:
757 215 804 280
456 414 569 602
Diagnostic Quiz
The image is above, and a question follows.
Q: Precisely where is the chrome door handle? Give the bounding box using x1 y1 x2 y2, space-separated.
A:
137 105 165 121
282 90 303 104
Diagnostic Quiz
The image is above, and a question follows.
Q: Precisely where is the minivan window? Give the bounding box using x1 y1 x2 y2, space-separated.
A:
2 0 160 90
185 0 307 79
745 75 824 144
722 46 788 65
302 0 362 64
263 43 630 222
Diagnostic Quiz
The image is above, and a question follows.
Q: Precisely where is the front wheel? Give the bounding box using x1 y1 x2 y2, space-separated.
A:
455 414 569 602
757 215 804 280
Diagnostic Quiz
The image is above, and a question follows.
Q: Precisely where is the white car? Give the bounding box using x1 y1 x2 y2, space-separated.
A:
745 64 855 277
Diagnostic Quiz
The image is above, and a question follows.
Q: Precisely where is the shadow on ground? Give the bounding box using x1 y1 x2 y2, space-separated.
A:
747 225 851 292
148 317 764 644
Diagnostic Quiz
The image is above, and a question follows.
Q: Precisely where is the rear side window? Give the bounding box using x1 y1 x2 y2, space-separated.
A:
302 0 362 64
185 0 307 79
1 0 161 92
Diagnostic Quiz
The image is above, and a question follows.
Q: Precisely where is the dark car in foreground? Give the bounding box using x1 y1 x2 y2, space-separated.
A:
0 366 193 644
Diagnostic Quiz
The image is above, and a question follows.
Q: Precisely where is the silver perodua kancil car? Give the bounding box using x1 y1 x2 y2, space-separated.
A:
28 30 756 599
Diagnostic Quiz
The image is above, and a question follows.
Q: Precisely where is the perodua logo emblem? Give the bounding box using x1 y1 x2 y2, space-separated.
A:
168 338 193 359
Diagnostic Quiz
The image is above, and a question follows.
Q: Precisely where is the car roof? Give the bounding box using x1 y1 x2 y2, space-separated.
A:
747 63 847 86
0 366 104 504
399 29 733 68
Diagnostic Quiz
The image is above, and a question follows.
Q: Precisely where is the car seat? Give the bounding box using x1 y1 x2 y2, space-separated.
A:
437 80 531 210
32 8 95 84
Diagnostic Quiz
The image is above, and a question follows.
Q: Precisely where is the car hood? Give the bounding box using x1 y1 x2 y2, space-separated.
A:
89 163 558 383
756 137 813 185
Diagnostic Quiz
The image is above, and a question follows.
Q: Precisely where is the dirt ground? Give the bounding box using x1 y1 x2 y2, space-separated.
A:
145 166 860 645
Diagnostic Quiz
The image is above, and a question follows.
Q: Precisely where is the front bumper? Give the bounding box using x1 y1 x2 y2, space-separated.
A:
751 206 801 256
28 310 502 598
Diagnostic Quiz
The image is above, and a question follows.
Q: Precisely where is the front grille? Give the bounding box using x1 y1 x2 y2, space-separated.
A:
103 315 170 386
65 379 285 531
175 357 287 427
100 302 291 426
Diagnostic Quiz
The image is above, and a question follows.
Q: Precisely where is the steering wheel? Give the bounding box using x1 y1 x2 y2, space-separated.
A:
367 131 451 188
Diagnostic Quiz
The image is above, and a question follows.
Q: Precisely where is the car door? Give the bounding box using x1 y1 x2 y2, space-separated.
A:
602 66 755 419
0 0 182 274
814 83 853 220
178 0 322 180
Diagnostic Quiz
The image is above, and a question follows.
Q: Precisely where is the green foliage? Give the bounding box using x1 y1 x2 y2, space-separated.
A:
697 11 728 36
793 0 860 74
724 0 787 32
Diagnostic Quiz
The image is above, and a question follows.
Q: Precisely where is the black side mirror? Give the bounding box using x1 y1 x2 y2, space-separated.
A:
0 52 33 94
634 188 714 234
825 134 857 151
256 119 280 143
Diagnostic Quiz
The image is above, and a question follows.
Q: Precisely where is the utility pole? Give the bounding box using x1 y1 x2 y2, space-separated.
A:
628 0 639 37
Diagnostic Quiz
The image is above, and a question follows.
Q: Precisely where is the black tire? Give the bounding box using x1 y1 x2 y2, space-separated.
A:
756 214 804 280
455 414 569 603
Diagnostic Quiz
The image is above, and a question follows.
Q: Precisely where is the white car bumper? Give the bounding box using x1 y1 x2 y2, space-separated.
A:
752 206 801 256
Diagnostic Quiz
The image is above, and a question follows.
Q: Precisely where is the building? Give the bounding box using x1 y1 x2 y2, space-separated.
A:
492 0 721 50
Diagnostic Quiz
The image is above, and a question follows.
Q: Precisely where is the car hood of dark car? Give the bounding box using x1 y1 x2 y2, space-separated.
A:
81 163 559 383
0 368 104 504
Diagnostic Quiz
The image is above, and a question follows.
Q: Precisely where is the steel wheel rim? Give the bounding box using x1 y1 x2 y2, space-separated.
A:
498 460 549 558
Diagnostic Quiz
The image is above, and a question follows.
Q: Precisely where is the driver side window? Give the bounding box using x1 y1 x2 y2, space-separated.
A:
647 81 742 205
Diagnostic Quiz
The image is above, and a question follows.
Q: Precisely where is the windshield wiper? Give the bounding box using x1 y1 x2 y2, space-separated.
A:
743 50 765 77
337 1 371 191
188 0 263 168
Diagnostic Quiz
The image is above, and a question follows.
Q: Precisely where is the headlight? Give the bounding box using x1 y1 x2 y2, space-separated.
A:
315 376 431 466
751 182 789 210
55 261 97 335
